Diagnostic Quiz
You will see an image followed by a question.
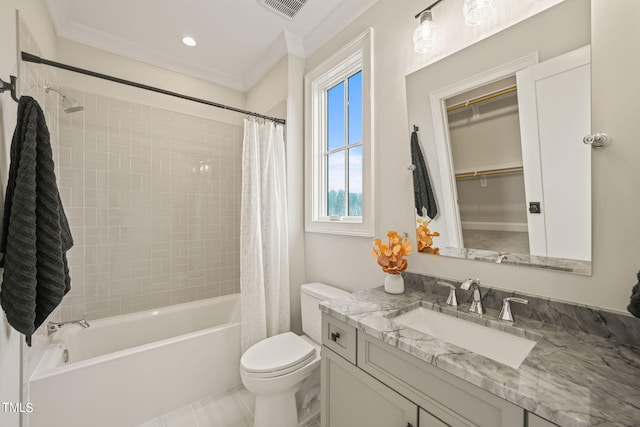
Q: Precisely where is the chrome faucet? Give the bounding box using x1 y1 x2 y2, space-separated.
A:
496 253 509 264
460 278 483 315
47 319 90 336
499 297 529 322
436 281 457 307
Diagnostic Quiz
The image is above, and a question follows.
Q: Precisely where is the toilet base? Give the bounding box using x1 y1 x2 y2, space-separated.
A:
254 389 298 427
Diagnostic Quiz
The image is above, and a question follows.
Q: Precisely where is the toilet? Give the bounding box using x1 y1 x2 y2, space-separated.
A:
240 283 349 427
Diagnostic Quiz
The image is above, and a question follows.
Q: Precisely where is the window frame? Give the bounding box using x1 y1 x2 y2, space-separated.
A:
304 28 374 236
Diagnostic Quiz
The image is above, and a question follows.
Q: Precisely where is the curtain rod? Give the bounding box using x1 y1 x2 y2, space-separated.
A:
21 52 286 125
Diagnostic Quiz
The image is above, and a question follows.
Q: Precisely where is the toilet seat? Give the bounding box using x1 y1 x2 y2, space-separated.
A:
241 332 317 379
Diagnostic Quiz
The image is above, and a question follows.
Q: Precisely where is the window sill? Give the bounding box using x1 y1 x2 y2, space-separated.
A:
305 218 374 237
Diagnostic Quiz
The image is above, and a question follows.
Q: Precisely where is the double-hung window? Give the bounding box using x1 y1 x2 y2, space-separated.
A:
305 29 374 236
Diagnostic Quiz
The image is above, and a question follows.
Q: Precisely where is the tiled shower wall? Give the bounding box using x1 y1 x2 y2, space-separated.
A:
57 89 243 321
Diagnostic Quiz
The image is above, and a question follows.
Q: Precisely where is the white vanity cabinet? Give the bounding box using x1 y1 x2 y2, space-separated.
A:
321 313 526 427
419 409 449 427
322 347 418 427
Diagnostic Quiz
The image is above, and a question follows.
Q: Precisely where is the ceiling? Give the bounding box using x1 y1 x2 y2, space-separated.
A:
44 0 378 92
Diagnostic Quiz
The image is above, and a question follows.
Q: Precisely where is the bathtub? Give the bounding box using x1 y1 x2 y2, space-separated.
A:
29 294 241 427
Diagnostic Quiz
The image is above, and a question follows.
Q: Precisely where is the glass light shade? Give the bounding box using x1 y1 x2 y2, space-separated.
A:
413 11 440 53
463 0 496 26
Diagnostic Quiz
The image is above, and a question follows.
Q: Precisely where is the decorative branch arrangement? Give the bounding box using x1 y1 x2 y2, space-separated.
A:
416 218 440 254
372 231 413 274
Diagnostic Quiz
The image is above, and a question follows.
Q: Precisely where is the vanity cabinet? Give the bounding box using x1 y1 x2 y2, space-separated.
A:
322 347 418 427
419 409 449 427
357 333 523 426
321 313 525 427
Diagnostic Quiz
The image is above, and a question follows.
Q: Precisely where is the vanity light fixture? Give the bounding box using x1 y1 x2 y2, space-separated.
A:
413 0 443 53
414 0 498 53
182 36 197 47
463 0 496 26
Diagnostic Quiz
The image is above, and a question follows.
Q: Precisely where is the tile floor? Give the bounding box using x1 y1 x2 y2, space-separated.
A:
138 385 321 427
462 229 530 254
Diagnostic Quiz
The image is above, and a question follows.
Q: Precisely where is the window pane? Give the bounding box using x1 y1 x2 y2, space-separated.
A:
348 71 363 146
327 151 346 216
327 82 345 151
348 146 363 216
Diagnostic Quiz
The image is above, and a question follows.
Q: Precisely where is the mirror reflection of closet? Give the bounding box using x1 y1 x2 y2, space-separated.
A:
445 76 530 255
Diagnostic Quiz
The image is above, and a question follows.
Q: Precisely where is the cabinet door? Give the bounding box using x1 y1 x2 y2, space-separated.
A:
419 408 449 427
322 347 418 427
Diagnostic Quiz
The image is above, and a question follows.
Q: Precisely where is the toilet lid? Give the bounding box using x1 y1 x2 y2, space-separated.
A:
241 332 316 376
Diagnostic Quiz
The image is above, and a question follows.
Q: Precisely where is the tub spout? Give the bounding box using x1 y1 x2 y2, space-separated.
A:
47 319 90 336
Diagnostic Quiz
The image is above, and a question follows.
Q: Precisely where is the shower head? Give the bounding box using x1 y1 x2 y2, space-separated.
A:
44 84 84 113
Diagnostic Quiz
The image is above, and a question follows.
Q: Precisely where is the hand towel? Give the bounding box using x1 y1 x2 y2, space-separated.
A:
410 130 438 219
0 96 73 346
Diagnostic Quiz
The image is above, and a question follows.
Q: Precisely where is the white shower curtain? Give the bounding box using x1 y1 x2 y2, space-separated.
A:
240 118 290 352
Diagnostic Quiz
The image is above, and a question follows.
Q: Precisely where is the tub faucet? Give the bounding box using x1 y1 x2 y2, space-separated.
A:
460 278 483 315
47 319 90 336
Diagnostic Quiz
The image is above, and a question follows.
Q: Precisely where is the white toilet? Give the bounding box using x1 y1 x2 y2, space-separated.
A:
240 283 349 427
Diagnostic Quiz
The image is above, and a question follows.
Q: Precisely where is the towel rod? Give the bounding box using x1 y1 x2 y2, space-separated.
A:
0 76 18 102
20 52 286 125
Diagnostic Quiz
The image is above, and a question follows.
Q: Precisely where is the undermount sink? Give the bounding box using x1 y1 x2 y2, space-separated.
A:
391 307 536 369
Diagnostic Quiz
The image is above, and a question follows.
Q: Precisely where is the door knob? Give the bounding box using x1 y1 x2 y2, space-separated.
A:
583 133 610 149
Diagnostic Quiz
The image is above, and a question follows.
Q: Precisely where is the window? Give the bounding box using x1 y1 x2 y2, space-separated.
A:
305 29 374 236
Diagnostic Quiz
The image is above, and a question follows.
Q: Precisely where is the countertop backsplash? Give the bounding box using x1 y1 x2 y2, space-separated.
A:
403 271 640 348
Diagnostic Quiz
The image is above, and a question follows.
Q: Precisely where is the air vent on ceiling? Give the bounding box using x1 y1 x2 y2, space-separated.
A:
258 0 310 20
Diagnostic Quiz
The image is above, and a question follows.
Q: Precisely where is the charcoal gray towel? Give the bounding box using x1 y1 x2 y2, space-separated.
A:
628 271 640 318
410 130 438 219
0 96 73 346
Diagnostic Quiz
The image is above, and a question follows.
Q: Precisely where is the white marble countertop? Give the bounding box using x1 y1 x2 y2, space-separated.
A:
319 282 640 427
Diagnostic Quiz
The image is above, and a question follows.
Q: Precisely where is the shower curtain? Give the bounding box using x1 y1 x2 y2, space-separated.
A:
240 118 290 352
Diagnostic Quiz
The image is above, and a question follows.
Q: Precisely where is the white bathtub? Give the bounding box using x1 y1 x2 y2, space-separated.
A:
29 294 241 427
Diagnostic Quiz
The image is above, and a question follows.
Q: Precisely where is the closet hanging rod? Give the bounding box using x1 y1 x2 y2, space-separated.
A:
455 166 524 179
447 86 517 113
20 52 286 125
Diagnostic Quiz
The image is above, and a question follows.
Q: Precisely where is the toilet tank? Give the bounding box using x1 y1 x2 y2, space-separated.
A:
301 283 349 344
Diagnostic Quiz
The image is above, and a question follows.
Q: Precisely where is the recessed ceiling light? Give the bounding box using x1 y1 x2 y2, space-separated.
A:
182 36 197 47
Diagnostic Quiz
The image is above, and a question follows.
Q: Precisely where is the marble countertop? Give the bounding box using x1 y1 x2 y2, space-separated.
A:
319 281 640 427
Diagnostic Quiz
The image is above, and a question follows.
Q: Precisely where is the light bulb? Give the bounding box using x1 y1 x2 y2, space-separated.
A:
182 36 197 47
413 11 440 53
463 0 495 26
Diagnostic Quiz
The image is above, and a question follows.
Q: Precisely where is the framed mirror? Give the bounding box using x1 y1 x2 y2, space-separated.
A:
406 0 592 275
